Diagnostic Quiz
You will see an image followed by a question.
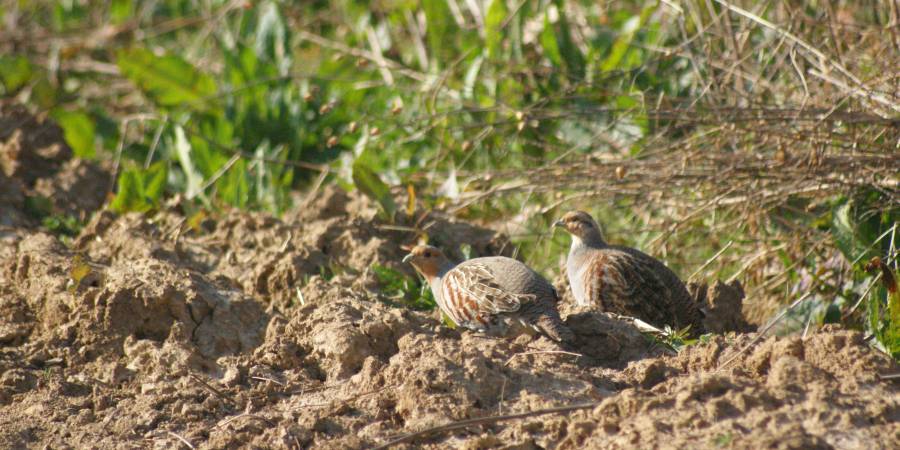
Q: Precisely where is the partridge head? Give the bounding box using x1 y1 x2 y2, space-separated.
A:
554 210 605 247
402 245 451 280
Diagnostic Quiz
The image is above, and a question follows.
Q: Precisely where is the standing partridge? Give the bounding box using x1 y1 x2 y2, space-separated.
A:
554 211 704 333
403 245 574 342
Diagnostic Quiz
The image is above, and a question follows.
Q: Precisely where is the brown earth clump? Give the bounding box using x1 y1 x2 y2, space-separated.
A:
0 105 111 227
0 110 897 449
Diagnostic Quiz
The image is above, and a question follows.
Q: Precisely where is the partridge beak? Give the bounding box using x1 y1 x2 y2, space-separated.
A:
402 253 414 263
553 219 565 228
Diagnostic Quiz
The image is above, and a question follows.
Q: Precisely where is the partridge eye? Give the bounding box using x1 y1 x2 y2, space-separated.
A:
423 251 432 257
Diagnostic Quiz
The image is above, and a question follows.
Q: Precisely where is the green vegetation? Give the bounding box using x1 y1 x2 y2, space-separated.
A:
371 264 437 311
24 195 82 238
2 1 897 357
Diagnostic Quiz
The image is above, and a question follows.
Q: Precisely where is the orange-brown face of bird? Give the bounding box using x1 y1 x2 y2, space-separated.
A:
553 210 601 240
402 244 449 279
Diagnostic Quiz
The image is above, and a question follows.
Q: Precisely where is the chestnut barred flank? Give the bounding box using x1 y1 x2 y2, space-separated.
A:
404 245 573 343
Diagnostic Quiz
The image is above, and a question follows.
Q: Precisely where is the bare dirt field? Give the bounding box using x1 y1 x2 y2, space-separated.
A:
1 110 898 449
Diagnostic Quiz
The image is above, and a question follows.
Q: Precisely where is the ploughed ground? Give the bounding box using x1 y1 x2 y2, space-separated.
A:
0 107 897 449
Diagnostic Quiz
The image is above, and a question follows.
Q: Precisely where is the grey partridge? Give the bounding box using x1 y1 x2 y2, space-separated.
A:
403 245 574 342
554 211 704 333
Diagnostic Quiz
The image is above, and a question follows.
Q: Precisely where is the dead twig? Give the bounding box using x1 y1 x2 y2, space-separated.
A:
250 376 286 387
286 380 349 396
189 373 236 407
214 412 276 429
713 0 900 115
296 385 396 409
167 431 195 449
371 402 601 450
688 240 735 282
504 350 583 367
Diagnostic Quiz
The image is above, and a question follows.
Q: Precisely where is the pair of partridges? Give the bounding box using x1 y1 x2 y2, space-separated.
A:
403 211 704 342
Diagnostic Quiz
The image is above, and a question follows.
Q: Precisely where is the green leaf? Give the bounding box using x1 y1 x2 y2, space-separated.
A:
219 158 250 208
442 311 457 329
24 195 54 218
540 13 563 68
109 170 143 213
31 75 58 109
110 0 133 24
117 47 217 111
485 0 508 59
352 158 397 221
68 254 92 293
51 109 96 158
551 0 584 76
831 199 876 264
110 163 168 213
0 55 33 93
423 0 457 64
539 2 585 76
463 55 484 100
143 161 168 201
254 1 288 69
600 6 656 72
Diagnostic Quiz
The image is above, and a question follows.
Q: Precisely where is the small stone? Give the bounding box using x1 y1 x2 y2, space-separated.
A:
106 362 135 385
221 365 244 387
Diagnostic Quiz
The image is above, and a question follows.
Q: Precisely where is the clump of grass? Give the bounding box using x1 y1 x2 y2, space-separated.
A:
371 264 436 311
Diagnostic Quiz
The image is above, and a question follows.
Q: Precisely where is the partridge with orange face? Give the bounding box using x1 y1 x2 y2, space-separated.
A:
554 211 704 333
403 245 573 342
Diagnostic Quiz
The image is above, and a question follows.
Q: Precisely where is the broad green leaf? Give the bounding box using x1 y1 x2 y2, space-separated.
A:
51 109 96 158
352 157 397 221
0 55 33 93
117 47 217 111
485 0 508 59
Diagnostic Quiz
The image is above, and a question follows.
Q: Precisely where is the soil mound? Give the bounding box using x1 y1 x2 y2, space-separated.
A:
0 105 111 227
